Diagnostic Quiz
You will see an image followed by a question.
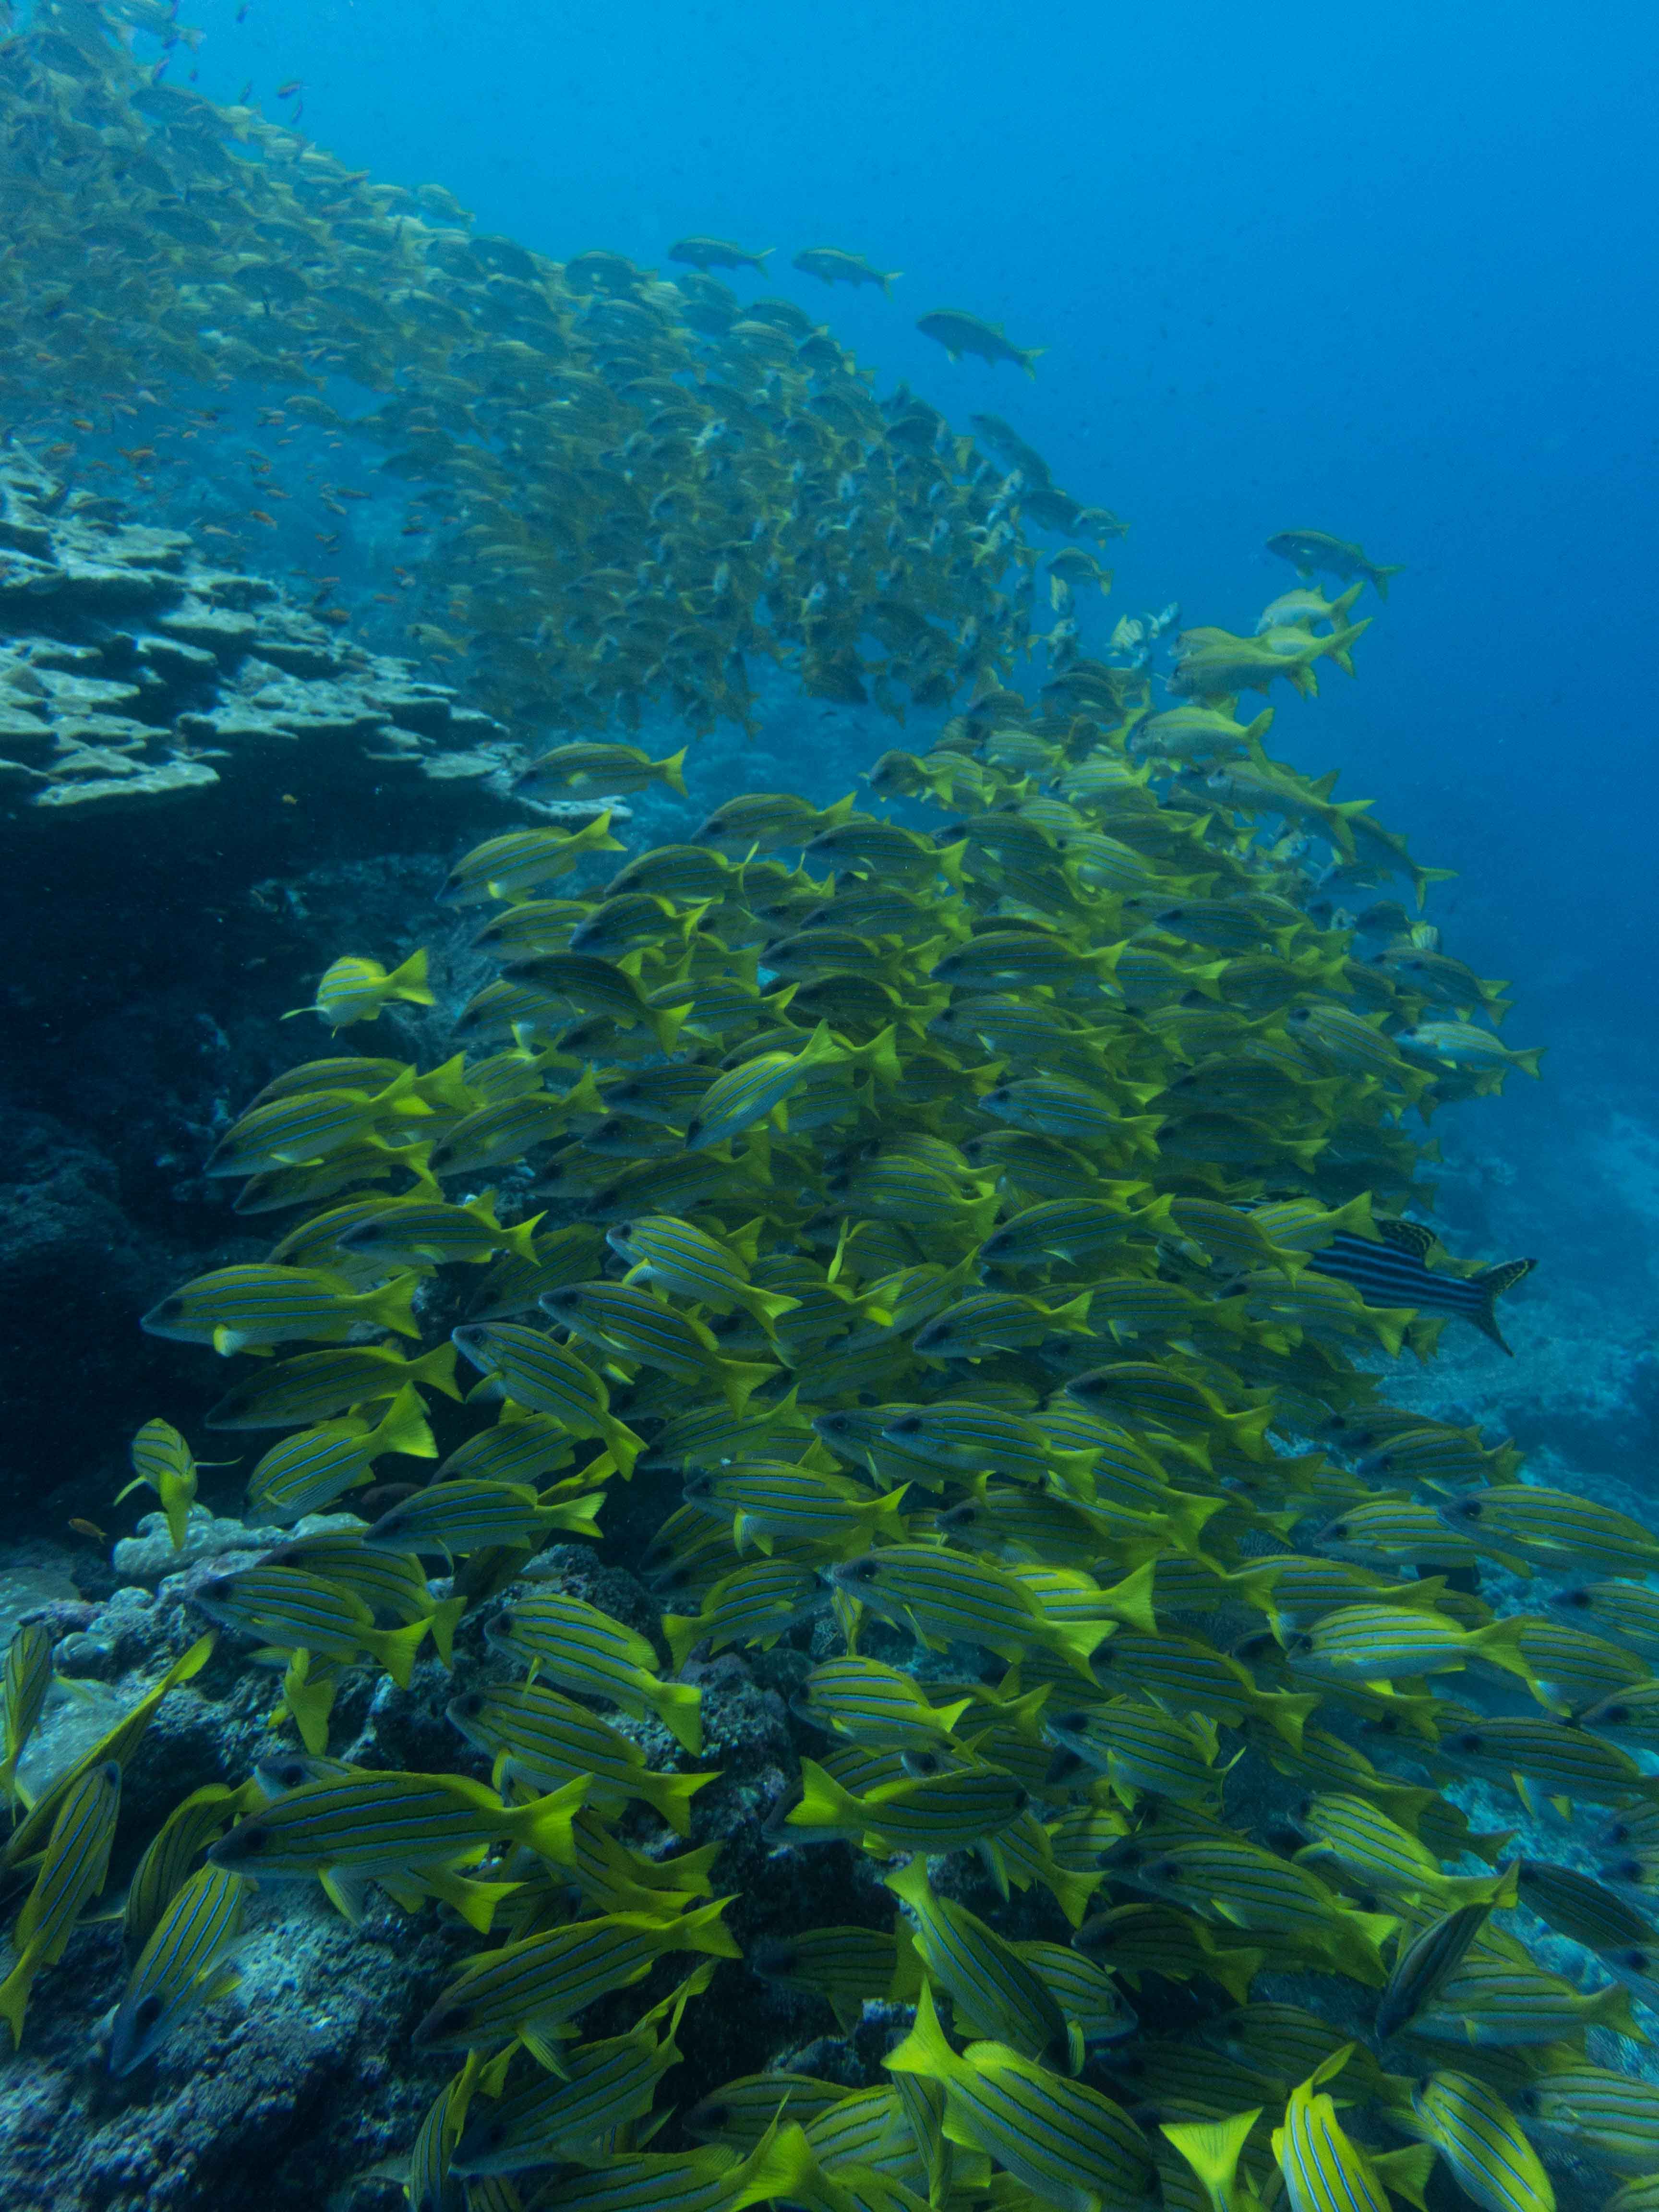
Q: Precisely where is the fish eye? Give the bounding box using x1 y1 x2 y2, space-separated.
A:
430 2007 469 2040
1623 1948 1652 1972
1327 1523 1350 1541
235 1825 267 1854
1057 1712 1088 1733
1448 1731 1483 1754
1557 1588 1591 1609
133 1992 165 2029
842 1558 880 1583
699 2104 730 2129
1602 1705 1631 1725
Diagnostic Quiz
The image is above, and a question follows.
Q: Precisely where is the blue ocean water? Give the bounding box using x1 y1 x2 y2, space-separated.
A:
5 4 1659 2197
191 0 1658 1086
171 0 1659 1372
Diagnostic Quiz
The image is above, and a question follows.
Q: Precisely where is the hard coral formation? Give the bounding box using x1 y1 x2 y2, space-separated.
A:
0 445 540 812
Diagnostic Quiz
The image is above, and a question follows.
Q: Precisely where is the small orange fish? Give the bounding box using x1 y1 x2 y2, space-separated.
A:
68 1518 107 1542
248 509 277 528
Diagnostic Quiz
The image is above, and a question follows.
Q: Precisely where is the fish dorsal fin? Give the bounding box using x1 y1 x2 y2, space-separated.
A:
1377 1218 1436 1258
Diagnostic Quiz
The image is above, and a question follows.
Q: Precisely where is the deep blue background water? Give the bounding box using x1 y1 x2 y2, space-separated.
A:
183 0 1657 1136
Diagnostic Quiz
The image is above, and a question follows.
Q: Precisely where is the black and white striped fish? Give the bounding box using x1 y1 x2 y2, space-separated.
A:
1303 1219 1534 1353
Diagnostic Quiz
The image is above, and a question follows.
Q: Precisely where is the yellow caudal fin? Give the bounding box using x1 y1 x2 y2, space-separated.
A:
538 1488 607 1539
886 1979 962 2083
658 746 688 795
669 1895 743 1960
789 1757 863 1839
1588 1981 1649 2043
1097 1558 1158 1635
372 1382 436 1461
0 1936 47 2048
649 1679 705 1757
1370 2143 1436 2210
280 1652 337 1755
501 1211 547 1265
503 1776 589 1867
637 1767 719 1839
419 1865 520 1934
661 1612 704 1675
1255 1691 1321 1752
713 1358 780 1420
426 1596 469 1670
367 1616 431 1692
1162 2107 1264 2212
386 949 436 1005
409 1343 463 1400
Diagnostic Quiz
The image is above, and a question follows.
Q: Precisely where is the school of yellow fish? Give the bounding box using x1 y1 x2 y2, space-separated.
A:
8 7 1659 2212
0 0 1111 743
15 537 1659 2212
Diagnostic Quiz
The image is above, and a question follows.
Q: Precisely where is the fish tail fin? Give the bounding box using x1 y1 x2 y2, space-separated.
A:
410 1343 463 1399
1242 708 1275 761
661 746 688 795
1408 862 1457 909
789 1756 863 1838
884 1977 954 2080
278 1650 337 1753
649 1680 705 1757
372 1382 436 1462
881 270 902 295
414 1053 478 1117
369 1617 430 1692
1369 2144 1435 2210
541 1487 606 1539
1331 580 1365 621
421 1865 519 1934
0 1938 43 2049
386 948 436 1005
1468 1257 1535 1353
1098 1558 1158 1635
638 1767 719 1839
1257 1690 1321 1752
671 1893 742 1957
661 1613 704 1673
715 1359 779 1420
651 1002 690 1057
1371 564 1407 600
728 2123 819 2212
504 1775 589 1867
1330 617 1371 661
739 1284 802 1330
1513 1045 1546 1079
426 1595 469 1670
358 1271 423 1340
1019 346 1046 378
598 1416 641 1479
1204 1941 1266 2007
1587 1980 1649 2041
1047 1859 1105 1930
500 1210 546 1265
1160 2106 1263 2208
839 1023 904 1086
